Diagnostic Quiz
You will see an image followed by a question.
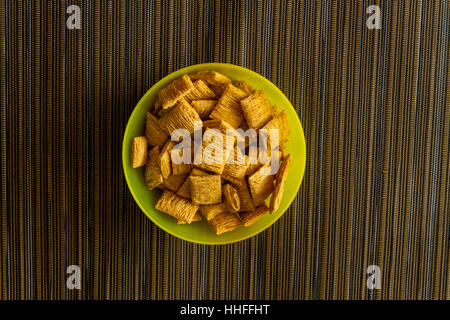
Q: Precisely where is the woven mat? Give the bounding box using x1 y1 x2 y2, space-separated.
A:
1 0 449 300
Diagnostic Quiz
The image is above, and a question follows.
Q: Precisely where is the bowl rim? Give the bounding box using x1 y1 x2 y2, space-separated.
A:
122 62 306 245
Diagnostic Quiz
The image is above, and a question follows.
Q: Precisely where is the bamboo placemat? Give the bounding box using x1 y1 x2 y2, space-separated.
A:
0 0 449 300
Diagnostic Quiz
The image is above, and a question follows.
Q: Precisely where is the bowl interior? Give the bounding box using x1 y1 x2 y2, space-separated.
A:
122 63 306 244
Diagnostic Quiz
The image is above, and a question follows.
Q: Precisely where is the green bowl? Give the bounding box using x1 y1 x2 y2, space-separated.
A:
122 63 306 244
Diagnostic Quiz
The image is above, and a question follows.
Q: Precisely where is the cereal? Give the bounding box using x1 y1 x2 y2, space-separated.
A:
131 136 148 168
241 90 272 129
155 190 199 224
132 70 294 235
223 184 240 213
209 84 248 128
240 204 269 227
208 211 241 235
237 179 255 212
191 100 217 119
185 80 216 102
199 203 228 221
269 154 292 213
248 163 275 207
159 99 201 135
158 74 194 109
189 174 222 205
144 146 164 190
145 112 168 147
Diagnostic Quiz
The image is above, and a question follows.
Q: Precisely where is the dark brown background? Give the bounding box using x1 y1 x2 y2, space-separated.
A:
0 0 449 299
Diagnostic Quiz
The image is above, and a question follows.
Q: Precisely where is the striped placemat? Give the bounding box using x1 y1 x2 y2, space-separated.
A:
0 0 449 299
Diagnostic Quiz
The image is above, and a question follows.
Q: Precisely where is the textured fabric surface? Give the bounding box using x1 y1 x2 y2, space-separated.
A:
0 0 449 300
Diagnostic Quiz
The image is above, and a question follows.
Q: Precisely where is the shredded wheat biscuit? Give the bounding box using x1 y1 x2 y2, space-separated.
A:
159 99 201 135
199 203 228 221
208 211 241 235
248 163 275 207
223 184 240 213
269 154 292 213
185 80 216 102
157 74 194 109
155 190 199 223
144 146 164 190
191 100 217 119
241 90 272 129
237 179 255 212
131 136 148 168
176 168 209 199
189 174 222 205
241 204 269 227
158 150 171 179
209 84 248 128
176 211 202 224
189 71 231 96
163 174 188 192
145 112 168 147
261 109 290 145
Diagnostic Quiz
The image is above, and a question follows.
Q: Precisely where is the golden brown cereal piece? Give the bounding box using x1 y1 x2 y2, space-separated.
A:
237 180 255 212
189 174 222 205
223 184 240 213
222 150 249 187
262 110 290 145
189 71 232 96
176 168 209 199
159 149 171 179
233 80 256 95
241 90 273 129
191 100 217 119
248 163 274 207
144 146 164 190
269 154 292 213
159 99 201 135
184 80 216 102
145 112 168 147
208 211 241 235
209 84 249 128
155 190 199 223
157 74 194 109
199 203 228 221
131 136 148 168
163 174 188 192
193 128 232 175
176 211 202 224
241 204 269 227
